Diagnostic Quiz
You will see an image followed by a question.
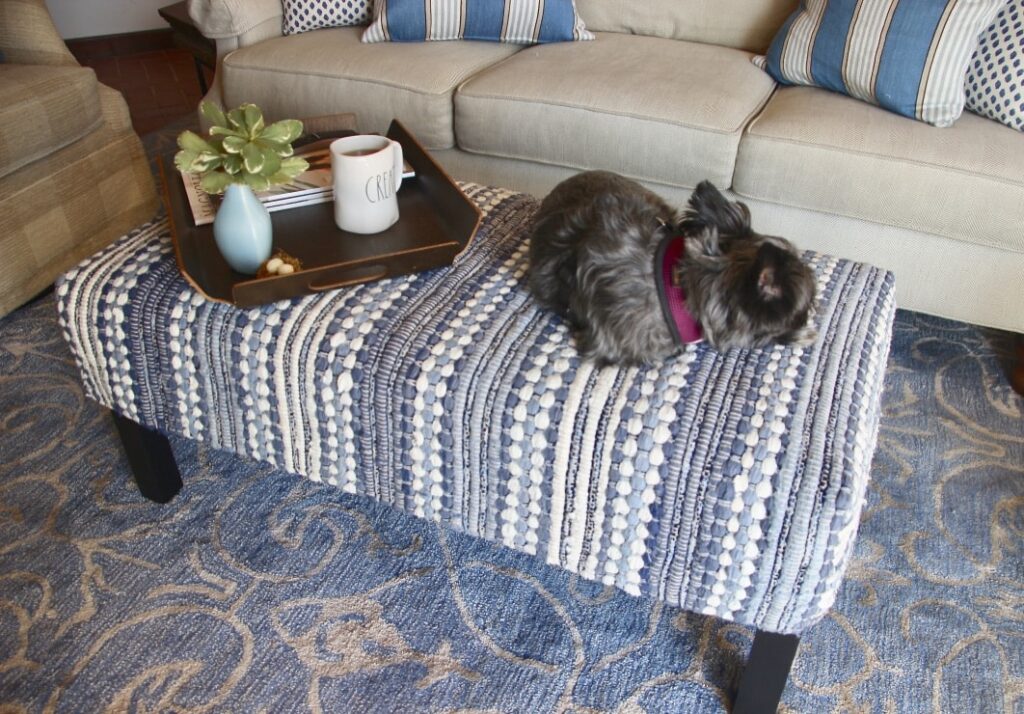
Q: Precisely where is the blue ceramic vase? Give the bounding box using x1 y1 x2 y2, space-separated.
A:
213 183 272 274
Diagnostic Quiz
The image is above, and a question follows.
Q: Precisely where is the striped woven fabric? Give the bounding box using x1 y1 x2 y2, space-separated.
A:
56 186 895 634
757 0 1005 126
362 0 594 44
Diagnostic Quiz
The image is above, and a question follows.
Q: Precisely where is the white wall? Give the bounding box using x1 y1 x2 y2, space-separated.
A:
46 0 171 39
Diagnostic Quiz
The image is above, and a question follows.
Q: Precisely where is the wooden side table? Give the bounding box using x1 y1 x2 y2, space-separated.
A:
158 1 215 95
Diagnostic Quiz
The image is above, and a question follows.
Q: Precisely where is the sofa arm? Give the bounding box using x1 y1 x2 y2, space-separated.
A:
187 0 282 41
0 0 78 67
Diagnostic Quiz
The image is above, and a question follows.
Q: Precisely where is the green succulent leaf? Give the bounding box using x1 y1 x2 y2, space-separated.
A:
193 153 222 173
256 139 295 158
279 156 309 177
265 155 308 186
177 130 215 154
221 135 247 154
264 171 294 185
209 125 246 140
173 149 197 173
242 142 265 174
201 134 226 154
243 104 265 136
260 119 303 145
199 171 234 195
175 103 305 190
222 154 244 174
242 172 271 191
257 149 282 177
200 101 228 129
226 106 248 131
174 149 221 174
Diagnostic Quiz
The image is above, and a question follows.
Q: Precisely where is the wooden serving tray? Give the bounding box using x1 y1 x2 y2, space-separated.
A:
159 120 482 307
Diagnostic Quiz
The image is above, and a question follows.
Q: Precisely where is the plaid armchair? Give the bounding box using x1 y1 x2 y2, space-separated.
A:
0 0 158 317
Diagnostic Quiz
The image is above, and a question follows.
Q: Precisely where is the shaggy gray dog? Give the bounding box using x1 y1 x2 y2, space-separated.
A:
527 170 817 365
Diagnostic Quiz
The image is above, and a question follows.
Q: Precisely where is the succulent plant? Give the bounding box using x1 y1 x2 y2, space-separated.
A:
174 102 309 194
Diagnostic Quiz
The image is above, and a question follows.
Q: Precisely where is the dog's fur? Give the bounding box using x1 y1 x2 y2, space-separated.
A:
528 170 817 365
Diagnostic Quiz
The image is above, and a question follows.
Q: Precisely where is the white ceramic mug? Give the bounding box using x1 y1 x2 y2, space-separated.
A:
330 135 404 234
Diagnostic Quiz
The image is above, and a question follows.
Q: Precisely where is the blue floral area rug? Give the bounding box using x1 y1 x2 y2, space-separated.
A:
1 292 1021 713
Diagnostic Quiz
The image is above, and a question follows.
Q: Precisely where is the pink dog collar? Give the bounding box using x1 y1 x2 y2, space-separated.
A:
654 234 703 345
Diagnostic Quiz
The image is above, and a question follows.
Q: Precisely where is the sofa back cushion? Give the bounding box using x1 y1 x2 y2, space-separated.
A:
576 0 798 53
456 34 776 188
220 27 520 149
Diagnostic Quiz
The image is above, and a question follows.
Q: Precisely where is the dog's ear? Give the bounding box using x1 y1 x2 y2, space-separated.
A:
757 264 783 300
686 181 751 236
753 242 795 301
685 226 724 262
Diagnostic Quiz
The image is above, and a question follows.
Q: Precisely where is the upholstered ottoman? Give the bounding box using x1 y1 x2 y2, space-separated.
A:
56 185 895 712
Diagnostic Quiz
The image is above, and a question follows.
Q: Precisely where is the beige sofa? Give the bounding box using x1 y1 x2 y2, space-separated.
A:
0 0 158 318
188 0 1023 334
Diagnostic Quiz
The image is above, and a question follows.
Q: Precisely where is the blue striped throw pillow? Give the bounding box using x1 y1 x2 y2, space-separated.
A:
361 0 594 44
755 0 1005 127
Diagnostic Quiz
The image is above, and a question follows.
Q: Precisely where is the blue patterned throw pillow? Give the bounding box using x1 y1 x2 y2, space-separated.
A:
361 0 594 44
754 0 1005 127
965 0 1024 131
283 0 371 35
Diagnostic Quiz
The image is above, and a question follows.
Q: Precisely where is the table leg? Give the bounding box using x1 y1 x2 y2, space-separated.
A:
110 412 182 503
732 629 800 714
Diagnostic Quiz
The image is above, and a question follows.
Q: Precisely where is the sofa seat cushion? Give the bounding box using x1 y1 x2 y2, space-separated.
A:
733 86 1024 254
0 63 102 179
219 26 520 149
454 32 776 189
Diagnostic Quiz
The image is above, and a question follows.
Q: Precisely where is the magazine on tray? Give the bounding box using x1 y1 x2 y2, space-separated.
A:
180 138 414 226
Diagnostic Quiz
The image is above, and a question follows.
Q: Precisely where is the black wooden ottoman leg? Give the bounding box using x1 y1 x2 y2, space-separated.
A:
732 629 800 714
110 412 182 503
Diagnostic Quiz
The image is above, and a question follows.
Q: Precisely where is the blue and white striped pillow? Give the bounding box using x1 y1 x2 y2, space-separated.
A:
965 0 1024 131
361 0 594 44
755 0 1005 127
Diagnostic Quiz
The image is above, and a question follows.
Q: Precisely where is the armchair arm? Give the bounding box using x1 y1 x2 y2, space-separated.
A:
187 0 282 41
0 0 77 66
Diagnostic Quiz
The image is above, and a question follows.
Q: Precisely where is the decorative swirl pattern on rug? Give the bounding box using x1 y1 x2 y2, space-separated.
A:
1 283 1021 713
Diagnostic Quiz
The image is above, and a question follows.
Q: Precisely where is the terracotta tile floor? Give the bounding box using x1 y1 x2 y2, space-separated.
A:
79 48 211 136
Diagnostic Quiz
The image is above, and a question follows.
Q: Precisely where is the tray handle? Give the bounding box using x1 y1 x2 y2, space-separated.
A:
308 264 388 292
